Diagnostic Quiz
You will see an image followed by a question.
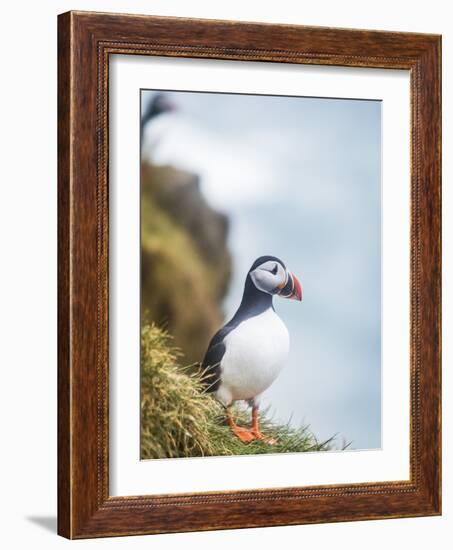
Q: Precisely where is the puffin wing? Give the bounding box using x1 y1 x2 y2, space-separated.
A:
201 320 239 393
201 338 225 393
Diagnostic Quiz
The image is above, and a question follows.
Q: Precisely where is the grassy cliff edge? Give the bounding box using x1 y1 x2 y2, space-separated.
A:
141 322 335 459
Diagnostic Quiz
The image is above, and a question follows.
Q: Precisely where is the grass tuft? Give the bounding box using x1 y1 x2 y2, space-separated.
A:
141 322 336 459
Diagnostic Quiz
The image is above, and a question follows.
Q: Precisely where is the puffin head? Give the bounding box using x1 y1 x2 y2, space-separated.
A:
248 255 302 301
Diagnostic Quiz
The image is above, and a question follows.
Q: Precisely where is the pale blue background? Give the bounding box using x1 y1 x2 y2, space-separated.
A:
142 90 382 450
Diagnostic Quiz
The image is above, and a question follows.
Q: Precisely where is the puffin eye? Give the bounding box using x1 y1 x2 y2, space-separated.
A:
271 264 278 275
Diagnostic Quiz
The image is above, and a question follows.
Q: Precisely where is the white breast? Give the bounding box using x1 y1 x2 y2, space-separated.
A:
216 308 290 406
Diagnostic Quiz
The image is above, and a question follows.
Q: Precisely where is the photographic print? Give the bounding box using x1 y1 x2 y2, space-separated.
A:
140 89 382 460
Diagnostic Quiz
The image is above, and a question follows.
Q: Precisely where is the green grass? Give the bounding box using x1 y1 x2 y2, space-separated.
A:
141 322 337 459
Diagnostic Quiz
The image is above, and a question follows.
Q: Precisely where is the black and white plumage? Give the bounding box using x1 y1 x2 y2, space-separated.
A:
140 93 176 156
202 255 302 443
141 94 175 133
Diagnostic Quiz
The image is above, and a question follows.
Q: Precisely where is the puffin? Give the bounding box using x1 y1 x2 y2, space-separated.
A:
141 93 176 158
202 255 302 444
141 93 175 132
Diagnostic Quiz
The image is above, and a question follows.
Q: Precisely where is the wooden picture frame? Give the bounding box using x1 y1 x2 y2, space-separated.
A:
58 10 441 539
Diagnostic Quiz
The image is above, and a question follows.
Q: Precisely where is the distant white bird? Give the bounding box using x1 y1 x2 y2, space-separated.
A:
141 93 200 170
140 93 278 209
140 93 176 141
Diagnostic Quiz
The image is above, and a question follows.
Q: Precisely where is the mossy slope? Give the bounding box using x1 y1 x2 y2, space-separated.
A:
141 164 231 364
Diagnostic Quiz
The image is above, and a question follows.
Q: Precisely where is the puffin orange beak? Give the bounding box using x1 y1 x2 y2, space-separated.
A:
277 271 303 301
290 273 303 301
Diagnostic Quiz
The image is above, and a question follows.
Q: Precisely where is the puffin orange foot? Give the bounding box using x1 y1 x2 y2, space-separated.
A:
231 426 256 443
251 430 278 445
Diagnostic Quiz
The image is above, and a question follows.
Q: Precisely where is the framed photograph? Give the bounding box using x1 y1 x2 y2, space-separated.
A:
58 11 441 538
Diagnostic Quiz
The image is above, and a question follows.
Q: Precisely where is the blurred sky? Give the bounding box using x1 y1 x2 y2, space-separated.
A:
141 90 382 450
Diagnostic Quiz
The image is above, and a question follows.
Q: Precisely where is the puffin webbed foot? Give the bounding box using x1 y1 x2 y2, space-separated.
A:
250 430 278 446
231 426 256 443
226 406 255 444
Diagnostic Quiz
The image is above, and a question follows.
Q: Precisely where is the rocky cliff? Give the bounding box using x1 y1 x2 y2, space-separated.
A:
141 163 232 364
